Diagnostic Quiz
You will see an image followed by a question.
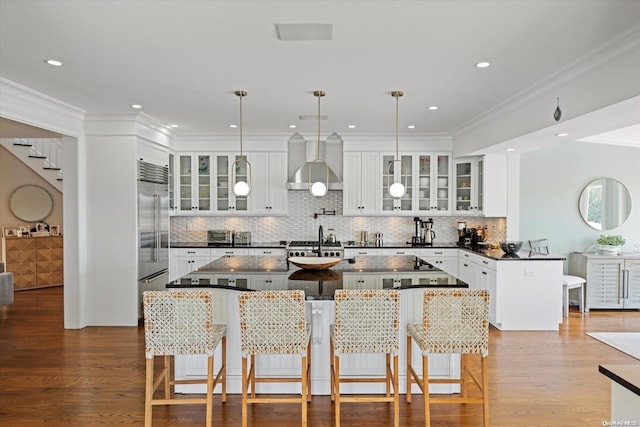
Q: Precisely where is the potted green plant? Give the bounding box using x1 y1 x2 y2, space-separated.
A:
597 235 626 254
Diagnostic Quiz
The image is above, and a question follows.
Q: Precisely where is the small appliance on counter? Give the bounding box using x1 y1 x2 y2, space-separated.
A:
234 231 251 245
411 217 435 246
457 223 488 247
208 230 232 245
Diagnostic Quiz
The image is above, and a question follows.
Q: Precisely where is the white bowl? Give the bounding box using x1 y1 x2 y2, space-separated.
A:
288 257 342 270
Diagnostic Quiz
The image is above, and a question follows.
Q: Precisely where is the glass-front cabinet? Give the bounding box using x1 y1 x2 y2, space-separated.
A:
381 154 413 213
176 153 214 214
416 153 451 215
215 153 249 213
454 157 484 215
168 153 175 213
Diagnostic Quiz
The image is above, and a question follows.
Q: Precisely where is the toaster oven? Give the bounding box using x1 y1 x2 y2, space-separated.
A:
207 230 232 245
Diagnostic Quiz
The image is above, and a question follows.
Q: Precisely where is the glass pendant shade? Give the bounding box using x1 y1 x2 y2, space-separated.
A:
310 180 328 197
233 180 250 197
389 181 406 198
232 90 251 197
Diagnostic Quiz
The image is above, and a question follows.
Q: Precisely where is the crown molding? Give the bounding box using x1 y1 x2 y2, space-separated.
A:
453 23 640 139
0 77 85 137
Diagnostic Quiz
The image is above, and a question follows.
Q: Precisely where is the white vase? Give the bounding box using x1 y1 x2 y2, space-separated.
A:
599 245 621 255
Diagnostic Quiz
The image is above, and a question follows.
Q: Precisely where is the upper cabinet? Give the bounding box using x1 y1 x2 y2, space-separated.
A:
215 153 249 213
454 154 507 217
344 151 451 216
381 154 414 213
249 152 288 215
172 151 288 216
343 152 381 215
176 153 214 214
415 153 451 215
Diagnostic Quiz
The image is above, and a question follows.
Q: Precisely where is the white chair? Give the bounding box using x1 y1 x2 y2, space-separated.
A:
142 290 227 427
237 290 312 427
407 289 490 427
529 239 586 316
330 289 401 427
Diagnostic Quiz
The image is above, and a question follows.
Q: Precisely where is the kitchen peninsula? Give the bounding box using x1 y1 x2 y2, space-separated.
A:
165 248 564 396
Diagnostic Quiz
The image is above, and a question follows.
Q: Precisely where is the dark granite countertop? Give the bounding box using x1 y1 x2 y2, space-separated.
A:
166 255 467 299
599 364 640 397
171 241 286 249
170 240 565 261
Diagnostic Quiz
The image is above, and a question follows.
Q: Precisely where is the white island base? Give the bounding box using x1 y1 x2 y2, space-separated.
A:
175 287 460 395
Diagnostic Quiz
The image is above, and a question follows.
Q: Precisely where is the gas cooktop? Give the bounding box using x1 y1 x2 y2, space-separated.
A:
286 240 344 258
288 240 343 247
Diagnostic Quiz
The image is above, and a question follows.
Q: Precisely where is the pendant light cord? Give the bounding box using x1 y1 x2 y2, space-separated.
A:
317 93 321 159
395 93 399 160
239 92 243 156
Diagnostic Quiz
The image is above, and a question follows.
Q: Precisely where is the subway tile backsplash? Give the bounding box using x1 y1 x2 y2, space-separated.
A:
170 192 506 244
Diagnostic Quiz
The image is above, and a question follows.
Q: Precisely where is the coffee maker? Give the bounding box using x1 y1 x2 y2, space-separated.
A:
457 221 470 246
412 217 435 246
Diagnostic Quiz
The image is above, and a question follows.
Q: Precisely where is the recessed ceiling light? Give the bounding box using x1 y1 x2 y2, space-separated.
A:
555 132 568 137
505 148 515 152
131 104 142 109
289 124 297 129
229 124 237 128
407 125 416 129
169 124 179 128
45 59 63 67
428 106 438 110
347 124 356 129
475 61 491 68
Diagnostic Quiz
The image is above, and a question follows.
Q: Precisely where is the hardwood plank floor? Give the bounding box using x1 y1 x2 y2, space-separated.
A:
1 287 639 426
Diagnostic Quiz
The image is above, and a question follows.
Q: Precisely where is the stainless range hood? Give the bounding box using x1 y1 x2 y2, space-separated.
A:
287 132 343 190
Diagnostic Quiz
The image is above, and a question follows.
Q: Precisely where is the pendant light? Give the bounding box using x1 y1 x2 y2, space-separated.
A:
309 90 329 197
232 90 251 197
388 91 407 199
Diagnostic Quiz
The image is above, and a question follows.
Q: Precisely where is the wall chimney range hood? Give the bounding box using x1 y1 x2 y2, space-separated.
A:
287 133 343 190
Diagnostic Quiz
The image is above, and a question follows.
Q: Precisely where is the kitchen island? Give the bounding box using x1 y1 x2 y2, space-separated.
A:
167 255 467 396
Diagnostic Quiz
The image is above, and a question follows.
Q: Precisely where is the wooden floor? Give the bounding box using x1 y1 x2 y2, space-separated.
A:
1 287 639 426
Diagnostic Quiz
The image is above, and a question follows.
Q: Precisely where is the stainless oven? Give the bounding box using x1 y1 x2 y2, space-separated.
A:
286 240 344 258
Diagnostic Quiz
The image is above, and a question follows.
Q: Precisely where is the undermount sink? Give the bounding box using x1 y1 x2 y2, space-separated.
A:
288 256 342 271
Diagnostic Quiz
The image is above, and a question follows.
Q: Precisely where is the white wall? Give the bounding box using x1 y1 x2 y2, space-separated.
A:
519 141 640 263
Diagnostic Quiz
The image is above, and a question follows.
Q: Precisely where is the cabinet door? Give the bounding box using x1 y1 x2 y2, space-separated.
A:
381 154 413 213
177 154 194 212
454 159 475 214
624 260 640 309
176 153 214 214
168 153 175 214
343 152 380 215
251 152 288 215
215 154 249 213
587 260 625 309
433 154 451 214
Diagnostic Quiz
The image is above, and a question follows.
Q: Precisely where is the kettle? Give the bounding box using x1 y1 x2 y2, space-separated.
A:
326 229 336 243
421 222 436 244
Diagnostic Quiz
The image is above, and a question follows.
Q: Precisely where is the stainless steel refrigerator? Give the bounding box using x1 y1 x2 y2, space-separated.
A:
137 160 169 317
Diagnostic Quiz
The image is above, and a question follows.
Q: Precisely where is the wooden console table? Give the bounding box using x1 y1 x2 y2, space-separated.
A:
1 236 63 290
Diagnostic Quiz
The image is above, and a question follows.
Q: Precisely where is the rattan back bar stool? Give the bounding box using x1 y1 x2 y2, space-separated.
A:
406 289 490 427
237 290 312 427
330 289 401 427
143 290 227 427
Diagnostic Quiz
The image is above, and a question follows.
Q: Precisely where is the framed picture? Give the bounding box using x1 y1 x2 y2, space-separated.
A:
3 227 18 237
18 225 30 237
50 225 60 236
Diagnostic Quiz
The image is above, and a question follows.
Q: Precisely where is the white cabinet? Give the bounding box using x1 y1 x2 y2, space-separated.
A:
569 253 640 310
342 273 383 289
415 248 458 277
169 248 211 282
214 153 249 213
176 153 214 214
210 248 249 262
381 153 414 213
343 152 381 215
415 153 451 215
454 154 507 217
250 274 288 290
249 152 288 215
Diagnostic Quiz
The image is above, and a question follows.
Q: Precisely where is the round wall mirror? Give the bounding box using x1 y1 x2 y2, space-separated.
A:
9 184 53 222
578 178 632 231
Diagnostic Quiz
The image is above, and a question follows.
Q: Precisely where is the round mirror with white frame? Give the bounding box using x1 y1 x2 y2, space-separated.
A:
578 178 632 231
9 184 53 222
